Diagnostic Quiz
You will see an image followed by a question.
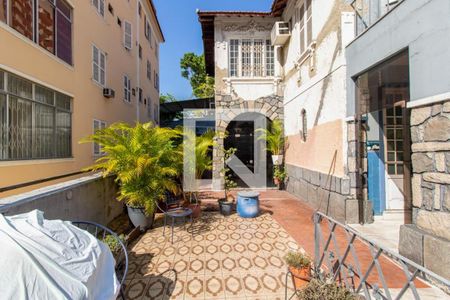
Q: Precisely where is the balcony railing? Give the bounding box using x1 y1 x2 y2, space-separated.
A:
349 0 404 36
313 211 450 299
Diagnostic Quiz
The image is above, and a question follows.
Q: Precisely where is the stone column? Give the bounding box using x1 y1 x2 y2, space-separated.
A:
399 100 450 280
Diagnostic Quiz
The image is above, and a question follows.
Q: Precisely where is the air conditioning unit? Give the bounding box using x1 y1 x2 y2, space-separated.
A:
103 88 115 98
271 21 291 46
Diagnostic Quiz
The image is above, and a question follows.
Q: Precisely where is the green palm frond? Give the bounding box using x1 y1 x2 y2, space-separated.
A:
81 121 183 215
256 119 284 155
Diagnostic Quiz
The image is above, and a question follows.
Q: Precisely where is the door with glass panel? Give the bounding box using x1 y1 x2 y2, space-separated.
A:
382 88 410 210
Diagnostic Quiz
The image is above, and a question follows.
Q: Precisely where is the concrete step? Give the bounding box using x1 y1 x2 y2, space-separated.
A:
374 210 411 222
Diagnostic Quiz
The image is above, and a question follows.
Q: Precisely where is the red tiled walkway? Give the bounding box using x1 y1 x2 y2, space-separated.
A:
199 190 428 290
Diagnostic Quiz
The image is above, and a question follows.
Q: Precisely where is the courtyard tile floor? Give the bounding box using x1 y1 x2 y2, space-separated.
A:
124 212 299 300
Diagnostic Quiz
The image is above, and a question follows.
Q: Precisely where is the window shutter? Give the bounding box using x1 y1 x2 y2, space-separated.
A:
92 46 99 82
124 21 132 49
144 16 148 38
100 52 105 85
99 0 105 16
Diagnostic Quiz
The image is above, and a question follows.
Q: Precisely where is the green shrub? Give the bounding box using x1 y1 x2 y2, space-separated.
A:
103 234 125 254
284 251 311 269
297 279 358 300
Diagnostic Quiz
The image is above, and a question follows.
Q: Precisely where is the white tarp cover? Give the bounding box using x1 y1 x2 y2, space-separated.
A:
0 210 119 300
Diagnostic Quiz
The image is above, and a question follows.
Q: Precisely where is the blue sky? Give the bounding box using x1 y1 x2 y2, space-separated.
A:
154 0 273 100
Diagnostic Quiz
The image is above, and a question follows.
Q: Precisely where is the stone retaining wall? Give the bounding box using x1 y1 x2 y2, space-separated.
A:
399 100 450 280
0 174 123 225
285 163 362 223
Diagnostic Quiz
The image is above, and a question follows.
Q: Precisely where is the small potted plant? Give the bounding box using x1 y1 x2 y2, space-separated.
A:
183 192 202 218
102 234 126 262
273 165 286 188
297 278 359 300
218 147 237 215
285 251 312 288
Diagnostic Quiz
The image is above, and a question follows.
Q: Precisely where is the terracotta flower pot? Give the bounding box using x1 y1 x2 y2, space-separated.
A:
189 204 201 218
289 266 311 288
273 177 280 186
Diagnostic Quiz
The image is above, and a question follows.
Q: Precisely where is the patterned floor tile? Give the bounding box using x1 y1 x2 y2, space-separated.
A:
126 212 303 299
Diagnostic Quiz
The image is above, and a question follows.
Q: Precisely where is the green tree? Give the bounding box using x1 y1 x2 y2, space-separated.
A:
180 53 214 98
160 93 177 104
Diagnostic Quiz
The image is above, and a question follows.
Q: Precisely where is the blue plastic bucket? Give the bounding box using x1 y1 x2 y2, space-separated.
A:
237 191 260 218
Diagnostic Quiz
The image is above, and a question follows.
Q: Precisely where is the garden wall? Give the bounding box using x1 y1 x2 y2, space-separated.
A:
0 174 123 225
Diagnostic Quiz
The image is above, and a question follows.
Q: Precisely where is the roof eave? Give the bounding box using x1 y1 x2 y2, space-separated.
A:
147 0 165 42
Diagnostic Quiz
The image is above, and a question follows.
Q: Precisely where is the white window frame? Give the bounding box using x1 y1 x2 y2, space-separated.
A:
228 39 274 78
124 21 132 50
123 75 131 103
93 119 106 155
92 0 105 17
92 45 106 87
297 0 312 57
229 39 239 77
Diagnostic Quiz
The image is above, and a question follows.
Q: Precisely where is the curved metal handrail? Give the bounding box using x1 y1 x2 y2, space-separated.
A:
71 221 128 299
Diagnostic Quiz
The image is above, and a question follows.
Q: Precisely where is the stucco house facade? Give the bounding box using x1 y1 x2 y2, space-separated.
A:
199 0 450 280
198 0 358 221
0 0 164 192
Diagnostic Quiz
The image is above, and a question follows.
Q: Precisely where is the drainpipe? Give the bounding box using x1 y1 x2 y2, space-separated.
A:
135 0 141 122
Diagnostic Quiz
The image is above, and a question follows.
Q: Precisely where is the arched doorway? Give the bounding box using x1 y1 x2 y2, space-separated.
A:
223 112 275 187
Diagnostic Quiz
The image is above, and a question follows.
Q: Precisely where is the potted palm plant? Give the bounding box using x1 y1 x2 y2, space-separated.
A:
182 129 215 218
82 122 182 231
285 251 312 288
256 119 284 165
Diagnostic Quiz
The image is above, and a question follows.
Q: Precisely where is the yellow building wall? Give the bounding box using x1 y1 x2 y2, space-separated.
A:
0 0 163 189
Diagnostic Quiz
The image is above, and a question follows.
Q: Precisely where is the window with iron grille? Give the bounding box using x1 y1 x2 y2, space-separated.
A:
92 0 104 17
123 75 131 102
93 119 106 155
0 0 73 65
241 39 252 77
92 45 106 86
253 39 264 77
0 70 72 160
228 39 275 77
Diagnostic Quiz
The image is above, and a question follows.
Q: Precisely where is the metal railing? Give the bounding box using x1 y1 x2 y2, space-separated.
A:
313 211 450 299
